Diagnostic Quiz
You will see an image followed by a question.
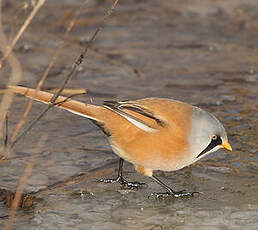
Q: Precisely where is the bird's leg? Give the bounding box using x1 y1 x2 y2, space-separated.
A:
150 175 199 198
100 158 146 189
100 158 125 183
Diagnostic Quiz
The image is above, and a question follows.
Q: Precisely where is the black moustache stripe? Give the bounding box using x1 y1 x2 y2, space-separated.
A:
197 136 222 158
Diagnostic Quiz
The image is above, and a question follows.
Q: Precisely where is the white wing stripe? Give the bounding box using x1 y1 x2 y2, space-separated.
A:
65 108 99 121
104 106 157 133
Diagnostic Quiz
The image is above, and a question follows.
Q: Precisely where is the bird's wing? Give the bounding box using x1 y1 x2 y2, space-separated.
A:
103 100 166 132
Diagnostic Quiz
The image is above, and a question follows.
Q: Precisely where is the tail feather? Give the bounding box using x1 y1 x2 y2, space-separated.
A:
8 86 99 121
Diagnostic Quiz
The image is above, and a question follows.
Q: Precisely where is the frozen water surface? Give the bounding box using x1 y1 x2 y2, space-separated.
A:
0 0 257 229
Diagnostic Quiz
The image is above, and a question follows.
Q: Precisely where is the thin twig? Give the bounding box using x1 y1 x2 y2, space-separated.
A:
5 0 120 155
4 115 8 147
9 93 86 148
49 0 120 105
1 0 90 161
0 0 47 68
6 0 89 153
9 106 48 149
53 92 87 106
0 0 22 142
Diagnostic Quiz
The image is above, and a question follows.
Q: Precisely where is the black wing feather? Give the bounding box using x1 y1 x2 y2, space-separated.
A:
103 100 165 127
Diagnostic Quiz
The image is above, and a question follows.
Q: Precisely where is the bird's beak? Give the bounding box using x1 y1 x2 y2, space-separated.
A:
221 141 232 151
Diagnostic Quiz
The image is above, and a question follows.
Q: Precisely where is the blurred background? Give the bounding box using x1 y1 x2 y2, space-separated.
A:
0 0 257 229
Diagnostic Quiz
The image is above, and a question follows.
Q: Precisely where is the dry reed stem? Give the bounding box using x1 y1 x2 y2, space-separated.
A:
2 0 89 161
49 0 120 105
4 134 47 230
0 1 22 143
0 0 47 146
0 0 47 69
4 0 120 155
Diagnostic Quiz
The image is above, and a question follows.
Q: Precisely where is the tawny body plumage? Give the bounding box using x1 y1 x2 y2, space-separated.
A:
108 99 193 175
9 86 232 197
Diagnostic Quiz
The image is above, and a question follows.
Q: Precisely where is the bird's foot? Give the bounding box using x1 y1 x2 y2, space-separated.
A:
99 177 121 184
150 190 199 199
121 180 146 189
100 176 146 189
173 190 200 198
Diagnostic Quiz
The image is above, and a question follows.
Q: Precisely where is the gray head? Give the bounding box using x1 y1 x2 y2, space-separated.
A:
188 107 232 163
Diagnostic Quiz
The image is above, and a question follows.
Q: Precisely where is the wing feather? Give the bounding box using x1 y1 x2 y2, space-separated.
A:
103 100 166 133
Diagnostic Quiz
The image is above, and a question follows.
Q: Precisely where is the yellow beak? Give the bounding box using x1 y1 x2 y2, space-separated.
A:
221 141 232 151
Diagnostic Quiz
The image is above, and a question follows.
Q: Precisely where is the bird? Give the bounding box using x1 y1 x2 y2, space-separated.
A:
9 85 232 198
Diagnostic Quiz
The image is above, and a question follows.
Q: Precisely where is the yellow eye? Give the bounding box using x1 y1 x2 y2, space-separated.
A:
212 135 217 140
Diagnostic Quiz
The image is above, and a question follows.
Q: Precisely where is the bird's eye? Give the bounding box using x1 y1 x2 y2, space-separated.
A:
211 135 217 140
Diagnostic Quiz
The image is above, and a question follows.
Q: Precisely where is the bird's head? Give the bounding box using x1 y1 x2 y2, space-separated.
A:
189 107 232 160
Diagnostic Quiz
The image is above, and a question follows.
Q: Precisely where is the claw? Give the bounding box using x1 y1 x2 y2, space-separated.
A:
173 190 199 198
99 177 146 189
121 181 147 189
149 190 200 199
99 178 120 184
149 192 172 199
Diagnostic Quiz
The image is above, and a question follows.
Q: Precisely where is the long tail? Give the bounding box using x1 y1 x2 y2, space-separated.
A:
8 86 102 122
